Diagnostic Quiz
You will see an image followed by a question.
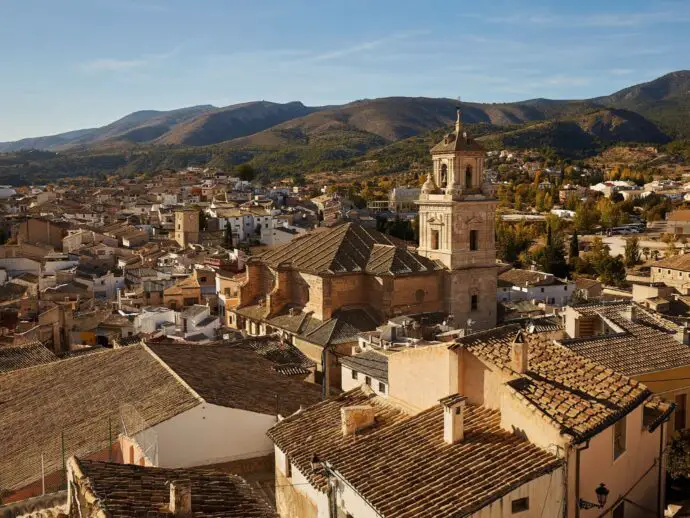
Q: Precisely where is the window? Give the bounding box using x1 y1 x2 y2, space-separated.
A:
465 164 473 187
365 376 372 386
469 230 478 251
440 164 448 188
676 394 687 431
540 287 545 293
613 416 627 460
511 497 529 513
612 502 625 518
285 455 292 478
431 229 440 250
129 445 135 464
471 294 478 311
379 382 386 394
351 370 358 380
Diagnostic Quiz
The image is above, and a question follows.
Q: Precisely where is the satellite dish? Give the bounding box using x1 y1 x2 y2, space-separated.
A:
466 318 475 328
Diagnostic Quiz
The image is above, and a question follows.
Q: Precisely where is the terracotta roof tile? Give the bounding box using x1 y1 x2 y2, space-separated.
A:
268 387 561 518
561 302 690 376
72 458 277 517
0 342 57 373
454 325 650 442
146 342 322 415
257 222 441 276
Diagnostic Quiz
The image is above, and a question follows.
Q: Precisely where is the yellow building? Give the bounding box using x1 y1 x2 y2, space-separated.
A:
174 209 200 248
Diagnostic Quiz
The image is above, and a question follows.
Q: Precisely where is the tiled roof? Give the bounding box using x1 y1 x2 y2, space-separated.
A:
430 130 485 154
454 324 650 442
0 342 57 373
72 458 277 518
257 222 441 276
147 342 322 416
498 268 564 287
268 387 561 518
0 346 199 492
560 302 690 376
651 253 690 272
226 336 315 373
339 350 389 382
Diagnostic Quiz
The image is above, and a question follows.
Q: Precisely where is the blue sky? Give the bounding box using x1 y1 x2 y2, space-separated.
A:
1 0 689 141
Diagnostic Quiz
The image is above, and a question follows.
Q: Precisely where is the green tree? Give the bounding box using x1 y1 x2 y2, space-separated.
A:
668 429 690 479
624 236 641 267
496 218 534 266
224 224 233 249
574 201 600 233
534 222 569 278
569 231 579 262
235 163 256 182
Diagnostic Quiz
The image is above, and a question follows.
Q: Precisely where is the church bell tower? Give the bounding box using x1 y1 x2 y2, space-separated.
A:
416 107 497 331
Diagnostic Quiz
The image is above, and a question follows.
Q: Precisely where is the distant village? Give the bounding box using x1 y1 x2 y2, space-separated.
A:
2 117 690 517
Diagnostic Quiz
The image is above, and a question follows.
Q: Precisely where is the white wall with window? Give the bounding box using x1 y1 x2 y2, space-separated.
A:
341 365 387 396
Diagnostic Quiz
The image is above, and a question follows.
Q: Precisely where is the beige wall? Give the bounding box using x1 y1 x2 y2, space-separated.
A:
388 344 458 413
651 265 690 293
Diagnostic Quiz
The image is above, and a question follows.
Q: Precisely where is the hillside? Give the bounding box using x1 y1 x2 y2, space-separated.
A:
592 70 690 138
479 108 670 157
153 101 316 146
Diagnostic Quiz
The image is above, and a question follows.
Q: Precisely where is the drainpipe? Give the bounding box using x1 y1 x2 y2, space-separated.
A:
575 440 590 518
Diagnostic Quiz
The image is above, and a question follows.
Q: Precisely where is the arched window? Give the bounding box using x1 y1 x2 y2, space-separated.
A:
440 164 448 188
465 164 473 187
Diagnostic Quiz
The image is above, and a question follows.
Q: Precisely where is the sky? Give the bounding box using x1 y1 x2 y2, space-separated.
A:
1 0 689 141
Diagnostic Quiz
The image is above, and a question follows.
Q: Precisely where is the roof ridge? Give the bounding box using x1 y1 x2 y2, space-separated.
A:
141 343 206 404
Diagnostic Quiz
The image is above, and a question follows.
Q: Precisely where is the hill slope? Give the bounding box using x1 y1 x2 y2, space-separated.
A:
154 101 316 146
592 70 690 138
479 108 670 156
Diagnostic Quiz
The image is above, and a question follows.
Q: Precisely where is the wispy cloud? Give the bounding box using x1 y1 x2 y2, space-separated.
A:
465 8 690 28
610 68 635 76
78 45 183 74
304 30 428 63
81 58 147 72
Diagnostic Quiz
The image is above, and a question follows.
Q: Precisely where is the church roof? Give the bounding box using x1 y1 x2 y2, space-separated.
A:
258 222 442 276
431 130 485 154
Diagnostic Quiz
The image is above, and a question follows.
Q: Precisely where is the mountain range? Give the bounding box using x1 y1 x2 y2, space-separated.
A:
0 71 689 184
2 70 689 155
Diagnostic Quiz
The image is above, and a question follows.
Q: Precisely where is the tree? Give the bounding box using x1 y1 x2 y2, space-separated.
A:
668 429 690 479
574 201 600 233
624 236 641 267
224 224 233 249
569 231 579 262
292 173 307 187
642 247 650 262
235 163 256 182
534 222 569 278
496 218 534 266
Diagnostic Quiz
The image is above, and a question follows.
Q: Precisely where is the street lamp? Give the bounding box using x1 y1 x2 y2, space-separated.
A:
579 483 610 509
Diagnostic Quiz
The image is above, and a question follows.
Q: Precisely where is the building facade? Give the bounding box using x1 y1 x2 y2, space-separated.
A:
416 109 498 330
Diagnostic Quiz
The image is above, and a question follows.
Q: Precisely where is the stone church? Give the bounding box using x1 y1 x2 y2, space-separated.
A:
223 112 497 386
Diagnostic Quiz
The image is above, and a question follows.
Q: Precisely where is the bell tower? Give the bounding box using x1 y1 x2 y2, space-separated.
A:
416 107 497 330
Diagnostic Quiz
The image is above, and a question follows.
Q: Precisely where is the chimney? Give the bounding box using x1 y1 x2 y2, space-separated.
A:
440 394 467 445
168 480 192 517
341 405 375 436
511 330 528 374
623 303 640 323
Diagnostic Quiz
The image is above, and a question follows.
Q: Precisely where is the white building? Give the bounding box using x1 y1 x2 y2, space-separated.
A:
498 268 574 306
